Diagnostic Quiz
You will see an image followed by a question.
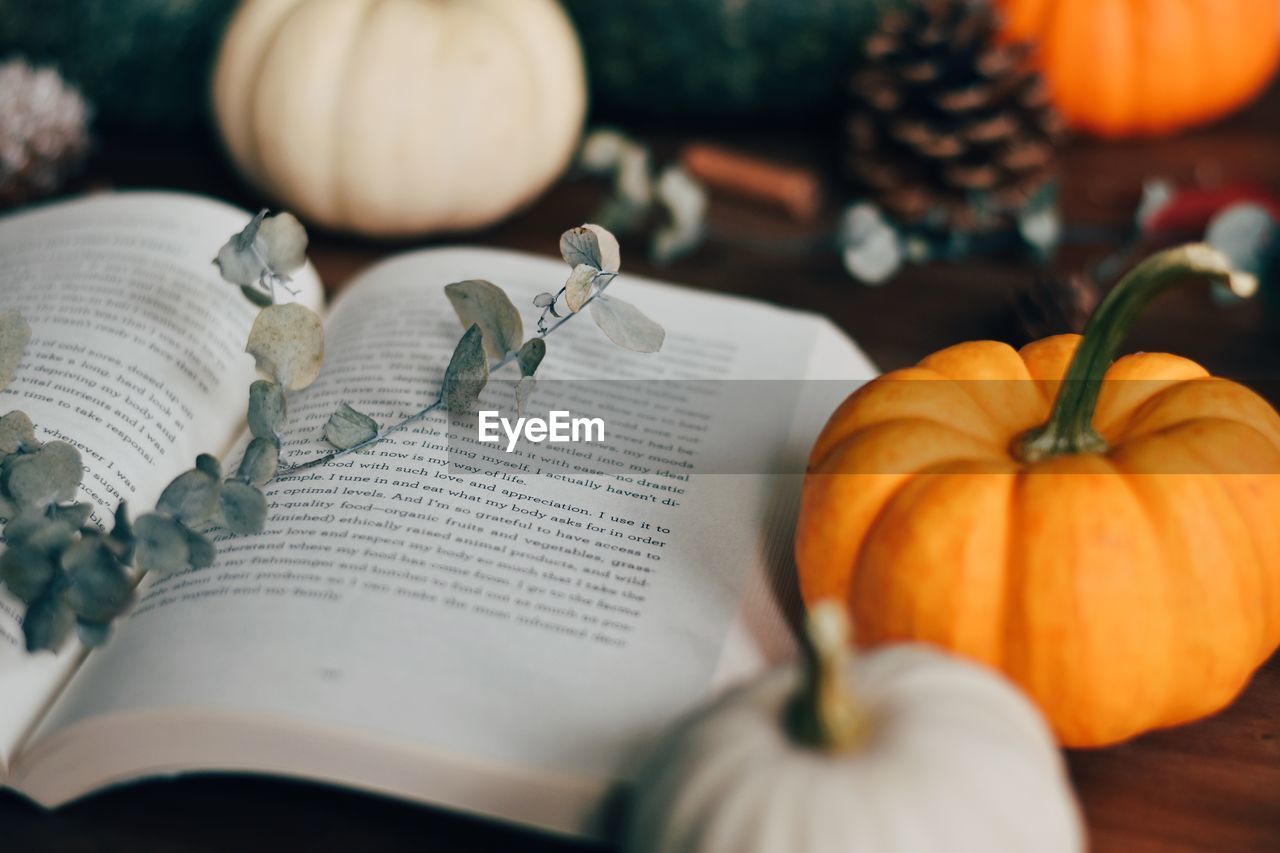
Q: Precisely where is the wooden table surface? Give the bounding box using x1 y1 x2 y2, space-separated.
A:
5 86 1280 852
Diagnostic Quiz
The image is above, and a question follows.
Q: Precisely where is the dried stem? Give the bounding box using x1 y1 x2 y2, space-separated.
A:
277 272 618 478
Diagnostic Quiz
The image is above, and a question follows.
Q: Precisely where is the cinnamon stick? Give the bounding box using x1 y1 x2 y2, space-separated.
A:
680 143 823 222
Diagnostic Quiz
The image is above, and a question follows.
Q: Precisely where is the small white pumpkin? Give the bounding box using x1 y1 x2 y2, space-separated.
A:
627 604 1085 853
213 0 587 237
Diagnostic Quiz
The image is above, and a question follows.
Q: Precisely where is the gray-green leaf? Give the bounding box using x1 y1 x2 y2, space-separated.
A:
440 324 489 415
839 203 902 286
589 295 665 353
246 303 324 391
63 537 133 622
76 620 112 648
184 526 216 569
237 436 280 487
247 379 287 441
533 292 556 308
564 264 597 313
219 481 267 535
516 338 546 377
4 510 75 554
323 403 378 450
107 501 133 562
0 410 36 455
560 224 620 273
3 441 83 507
0 312 31 391
240 284 274 307
52 502 93 529
258 212 308 274
133 513 191 574
195 453 221 479
214 209 268 286
156 467 220 525
444 279 523 360
24 589 73 653
0 543 57 602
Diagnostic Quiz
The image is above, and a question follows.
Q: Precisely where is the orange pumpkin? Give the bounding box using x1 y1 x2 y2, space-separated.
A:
796 245 1280 747
995 0 1280 137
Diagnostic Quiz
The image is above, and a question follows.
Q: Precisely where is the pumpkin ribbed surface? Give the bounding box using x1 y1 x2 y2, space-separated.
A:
995 0 1280 137
627 644 1082 853
797 334 1280 746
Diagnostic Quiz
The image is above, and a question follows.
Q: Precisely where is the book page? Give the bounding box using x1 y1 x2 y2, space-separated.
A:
19 248 873 827
0 193 324 773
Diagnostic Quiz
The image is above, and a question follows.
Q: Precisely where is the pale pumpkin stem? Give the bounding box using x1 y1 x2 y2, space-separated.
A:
1015 244 1255 463
787 601 869 752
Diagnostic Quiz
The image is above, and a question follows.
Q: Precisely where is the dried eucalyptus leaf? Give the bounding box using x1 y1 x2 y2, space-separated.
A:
444 279 523 360
516 338 546 377
4 441 83 507
214 209 268 286
107 501 133 560
4 510 74 554
533 292 556 308
133 513 191 575
1017 182 1062 261
240 284 273 307
23 589 73 653
564 264 597 313
577 128 631 174
588 224 623 272
1207 203 1278 277
247 379 287 441
246 303 324 391
0 544 57 602
219 481 267 535
184 526 216 569
652 166 708 265
515 376 536 416
156 467 220 525
614 149 653 211
323 404 378 451
839 203 902 286
238 436 280 487
63 537 133 622
560 225 602 270
0 411 36 455
76 619 112 648
51 502 93 529
589 295 665 353
0 312 31 391
440 325 489 415
258 212 308 274
561 224 622 273
195 453 221 480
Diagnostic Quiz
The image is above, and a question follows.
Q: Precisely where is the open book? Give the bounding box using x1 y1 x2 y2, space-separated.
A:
0 193 874 838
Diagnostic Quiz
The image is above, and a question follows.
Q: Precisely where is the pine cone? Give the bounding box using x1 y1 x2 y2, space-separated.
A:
846 0 1065 233
0 59 92 208
1012 272 1101 342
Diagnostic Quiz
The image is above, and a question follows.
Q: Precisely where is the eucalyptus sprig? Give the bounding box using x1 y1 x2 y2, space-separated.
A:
0 210 319 652
0 313 135 650
0 217 665 653
286 223 664 473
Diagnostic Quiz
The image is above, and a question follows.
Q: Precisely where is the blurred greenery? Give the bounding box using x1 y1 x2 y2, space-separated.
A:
0 0 239 128
561 0 902 120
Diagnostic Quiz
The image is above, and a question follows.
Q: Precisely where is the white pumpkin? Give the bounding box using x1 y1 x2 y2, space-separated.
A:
213 0 587 237
627 604 1084 853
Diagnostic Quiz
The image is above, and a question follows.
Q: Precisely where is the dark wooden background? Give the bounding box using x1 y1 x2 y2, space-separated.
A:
4 83 1280 852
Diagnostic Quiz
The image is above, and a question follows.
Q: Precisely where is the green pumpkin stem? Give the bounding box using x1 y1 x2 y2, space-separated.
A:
787 601 868 752
1015 244 1255 464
